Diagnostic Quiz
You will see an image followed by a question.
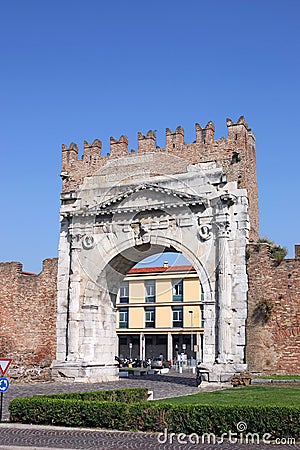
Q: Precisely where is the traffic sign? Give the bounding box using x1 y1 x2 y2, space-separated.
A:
0 378 9 393
0 377 9 422
0 359 12 376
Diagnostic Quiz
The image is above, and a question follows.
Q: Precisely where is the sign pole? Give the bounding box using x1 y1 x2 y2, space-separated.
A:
0 359 12 421
0 392 3 422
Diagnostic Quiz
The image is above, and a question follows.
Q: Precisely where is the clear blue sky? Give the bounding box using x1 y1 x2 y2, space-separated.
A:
1 0 299 273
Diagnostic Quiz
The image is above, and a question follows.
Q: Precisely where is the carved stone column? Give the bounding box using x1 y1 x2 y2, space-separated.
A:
65 230 82 362
215 214 233 364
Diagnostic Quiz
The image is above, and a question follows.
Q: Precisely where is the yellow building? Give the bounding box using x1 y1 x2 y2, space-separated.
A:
116 263 204 363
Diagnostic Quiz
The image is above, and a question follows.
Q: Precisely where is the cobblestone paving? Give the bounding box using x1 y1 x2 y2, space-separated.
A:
0 371 299 449
0 424 298 450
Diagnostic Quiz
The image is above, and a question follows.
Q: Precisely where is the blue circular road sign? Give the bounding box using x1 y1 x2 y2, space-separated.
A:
0 377 9 392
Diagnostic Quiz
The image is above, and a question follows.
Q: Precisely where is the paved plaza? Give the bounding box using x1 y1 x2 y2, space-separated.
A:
0 371 299 450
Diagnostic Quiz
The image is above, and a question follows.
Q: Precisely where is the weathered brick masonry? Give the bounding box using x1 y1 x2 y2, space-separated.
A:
0 259 57 378
247 244 300 373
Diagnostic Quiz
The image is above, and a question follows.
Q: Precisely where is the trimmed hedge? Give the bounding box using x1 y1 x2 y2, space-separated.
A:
9 393 300 439
38 387 149 403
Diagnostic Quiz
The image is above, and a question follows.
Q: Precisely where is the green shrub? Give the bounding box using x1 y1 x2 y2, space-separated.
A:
40 387 149 403
258 237 287 263
9 394 300 440
9 397 129 428
256 299 274 321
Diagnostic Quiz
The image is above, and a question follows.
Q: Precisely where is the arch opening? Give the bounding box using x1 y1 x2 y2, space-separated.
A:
115 250 205 368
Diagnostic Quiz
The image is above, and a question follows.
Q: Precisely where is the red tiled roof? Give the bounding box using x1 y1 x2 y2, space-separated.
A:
128 265 195 274
21 271 38 276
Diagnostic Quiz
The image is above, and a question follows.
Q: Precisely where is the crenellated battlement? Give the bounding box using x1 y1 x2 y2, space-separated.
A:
0 258 58 278
138 130 156 153
61 116 254 167
83 139 102 161
165 125 185 150
60 116 259 240
195 121 215 145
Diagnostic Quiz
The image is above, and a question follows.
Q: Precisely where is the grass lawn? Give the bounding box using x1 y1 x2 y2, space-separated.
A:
155 386 300 407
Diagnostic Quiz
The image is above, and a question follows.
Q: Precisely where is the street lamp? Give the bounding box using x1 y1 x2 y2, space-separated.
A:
141 334 145 365
175 343 179 360
129 342 133 361
189 310 194 361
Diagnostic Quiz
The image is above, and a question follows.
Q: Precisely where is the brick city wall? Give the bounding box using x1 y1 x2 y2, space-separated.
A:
246 243 300 374
1 247 299 377
61 116 259 241
0 258 58 381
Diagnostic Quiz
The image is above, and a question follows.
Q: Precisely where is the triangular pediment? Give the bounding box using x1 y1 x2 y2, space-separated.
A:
77 183 207 216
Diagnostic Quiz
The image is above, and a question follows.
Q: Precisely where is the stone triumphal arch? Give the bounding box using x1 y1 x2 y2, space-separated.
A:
52 117 257 382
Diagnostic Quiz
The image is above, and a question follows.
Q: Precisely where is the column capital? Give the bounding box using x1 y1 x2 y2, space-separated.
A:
214 214 231 238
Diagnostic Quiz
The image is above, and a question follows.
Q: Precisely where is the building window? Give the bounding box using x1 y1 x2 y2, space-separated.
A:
145 280 156 303
200 284 204 326
200 281 204 301
146 337 153 345
231 151 240 164
172 306 183 327
119 282 129 304
119 308 129 328
172 280 183 301
200 304 205 327
145 306 155 328
131 336 139 345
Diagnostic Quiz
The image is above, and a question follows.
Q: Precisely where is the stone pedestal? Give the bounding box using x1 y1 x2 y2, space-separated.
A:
200 363 248 383
51 361 118 383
